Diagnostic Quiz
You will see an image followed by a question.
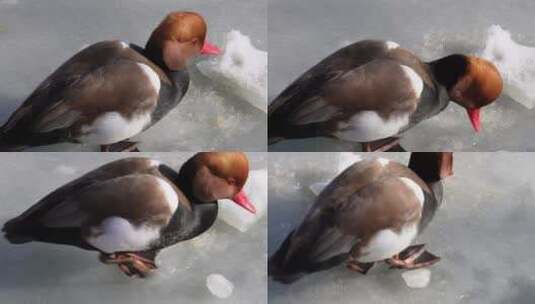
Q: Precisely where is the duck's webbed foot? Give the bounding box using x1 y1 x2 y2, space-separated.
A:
361 137 404 152
346 256 375 274
99 252 157 278
385 244 440 269
100 140 140 152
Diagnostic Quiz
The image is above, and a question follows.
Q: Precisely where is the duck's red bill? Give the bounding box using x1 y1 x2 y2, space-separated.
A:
201 41 221 55
232 190 256 214
467 108 481 133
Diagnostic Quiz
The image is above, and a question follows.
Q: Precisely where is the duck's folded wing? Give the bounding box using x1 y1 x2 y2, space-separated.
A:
10 173 180 253
1 41 160 144
275 172 423 271
272 59 422 128
3 157 160 231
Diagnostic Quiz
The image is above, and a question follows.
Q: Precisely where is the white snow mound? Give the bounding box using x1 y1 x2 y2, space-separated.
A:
480 25 535 109
197 30 267 112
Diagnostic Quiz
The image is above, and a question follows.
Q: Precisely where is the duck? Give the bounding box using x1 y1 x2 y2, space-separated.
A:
0 11 221 152
268 152 452 283
268 40 503 151
2 152 255 277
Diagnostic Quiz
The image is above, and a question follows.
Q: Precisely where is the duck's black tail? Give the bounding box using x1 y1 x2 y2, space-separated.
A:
0 128 26 151
2 217 35 244
0 139 24 151
408 152 453 183
268 230 306 284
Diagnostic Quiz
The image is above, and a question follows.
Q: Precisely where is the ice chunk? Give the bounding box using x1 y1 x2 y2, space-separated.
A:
480 25 535 109
197 30 267 112
401 269 431 288
206 273 234 299
218 169 267 232
309 182 329 196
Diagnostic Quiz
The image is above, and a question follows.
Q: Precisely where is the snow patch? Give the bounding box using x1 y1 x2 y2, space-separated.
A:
480 25 535 109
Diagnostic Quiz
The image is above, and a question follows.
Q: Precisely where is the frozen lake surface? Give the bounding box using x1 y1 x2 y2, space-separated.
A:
0 0 266 151
268 0 535 151
268 152 535 304
0 152 267 304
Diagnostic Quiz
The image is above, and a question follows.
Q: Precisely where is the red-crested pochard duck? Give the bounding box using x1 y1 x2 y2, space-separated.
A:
0 11 220 152
2 152 255 277
269 152 453 283
268 40 503 151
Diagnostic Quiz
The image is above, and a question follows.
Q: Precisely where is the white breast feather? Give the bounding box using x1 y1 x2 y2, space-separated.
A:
357 223 418 263
335 110 410 142
399 177 425 206
79 111 151 144
156 177 179 214
400 65 424 98
86 216 161 253
137 63 161 93
149 159 161 167
385 41 400 50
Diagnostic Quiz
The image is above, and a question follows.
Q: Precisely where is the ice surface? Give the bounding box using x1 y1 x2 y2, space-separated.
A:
480 25 535 109
269 0 535 151
0 152 267 304
0 0 18 5
401 269 431 289
197 30 267 113
269 152 535 304
0 0 266 152
219 169 268 232
206 273 234 299
308 152 363 195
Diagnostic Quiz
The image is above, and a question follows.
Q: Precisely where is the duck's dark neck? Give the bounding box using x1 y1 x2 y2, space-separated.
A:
144 42 166 70
132 43 190 122
156 163 218 248
428 54 468 90
409 153 451 232
132 43 190 84
409 152 453 184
